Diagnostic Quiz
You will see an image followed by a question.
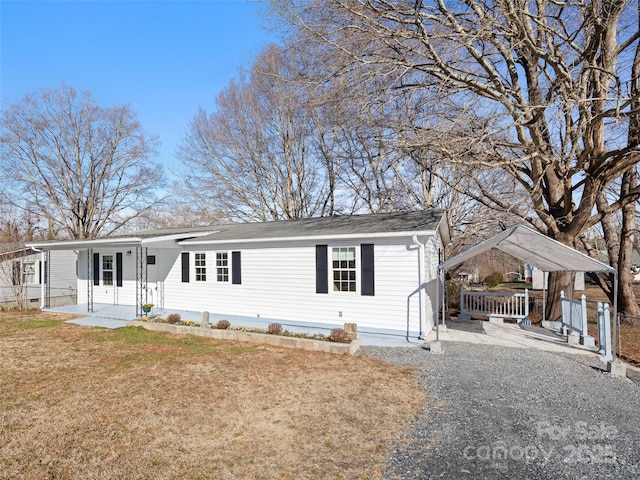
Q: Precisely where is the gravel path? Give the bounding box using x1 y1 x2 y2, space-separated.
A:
363 344 640 479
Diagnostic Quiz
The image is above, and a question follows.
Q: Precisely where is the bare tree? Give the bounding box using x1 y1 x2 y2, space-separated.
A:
177 45 330 222
0 85 163 239
274 0 640 318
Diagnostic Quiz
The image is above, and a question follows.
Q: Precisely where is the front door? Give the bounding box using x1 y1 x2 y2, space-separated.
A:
102 254 116 303
145 253 163 309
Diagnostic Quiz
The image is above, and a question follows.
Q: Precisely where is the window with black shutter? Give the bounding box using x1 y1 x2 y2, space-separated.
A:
93 252 100 285
116 252 123 287
361 244 375 296
232 251 241 285
181 252 190 283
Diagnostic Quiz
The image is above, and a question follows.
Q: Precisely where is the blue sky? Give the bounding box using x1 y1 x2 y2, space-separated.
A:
0 0 278 175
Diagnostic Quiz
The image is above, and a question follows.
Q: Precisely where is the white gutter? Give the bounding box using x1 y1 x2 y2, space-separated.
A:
179 229 439 246
141 231 219 244
26 237 143 250
25 231 220 250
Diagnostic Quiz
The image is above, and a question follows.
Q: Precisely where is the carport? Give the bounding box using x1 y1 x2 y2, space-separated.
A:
437 224 618 358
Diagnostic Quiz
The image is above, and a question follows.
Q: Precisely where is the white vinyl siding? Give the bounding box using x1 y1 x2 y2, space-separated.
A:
74 234 443 336
1 250 77 307
163 237 438 335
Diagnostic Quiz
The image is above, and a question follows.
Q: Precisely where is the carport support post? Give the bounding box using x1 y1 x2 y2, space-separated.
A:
607 270 626 376
87 247 93 313
430 265 444 354
568 271 574 338
39 250 46 310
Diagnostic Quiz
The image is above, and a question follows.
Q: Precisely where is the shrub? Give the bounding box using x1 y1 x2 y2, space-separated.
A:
328 328 350 343
266 323 283 335
215 319 231 329
484 271 504 288
166 313 181 324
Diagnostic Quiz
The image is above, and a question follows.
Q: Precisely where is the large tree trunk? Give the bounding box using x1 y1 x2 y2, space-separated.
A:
545 229 584 321
618 4 640 318
617 169 640 318
546 271 571 321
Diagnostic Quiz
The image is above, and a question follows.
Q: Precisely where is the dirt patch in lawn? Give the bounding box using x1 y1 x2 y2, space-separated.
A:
0 312 425 480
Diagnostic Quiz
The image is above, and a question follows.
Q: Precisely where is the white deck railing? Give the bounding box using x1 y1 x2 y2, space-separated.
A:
559 290 596 348
560 291 587 336
460 287 529 323
597 301 612 361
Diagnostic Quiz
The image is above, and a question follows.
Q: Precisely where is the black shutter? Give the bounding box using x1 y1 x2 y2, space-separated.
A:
181 252 190 283
232 251 241 285
361 244 375 296
38 260 42 284
44 261 48 284
93 252 100 285
316 245 328 294
116 252 123 287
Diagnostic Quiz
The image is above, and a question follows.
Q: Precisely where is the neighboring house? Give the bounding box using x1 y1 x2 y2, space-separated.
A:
27 210 450 338
457 269 479 284
0 246 77 308
529 265 585 291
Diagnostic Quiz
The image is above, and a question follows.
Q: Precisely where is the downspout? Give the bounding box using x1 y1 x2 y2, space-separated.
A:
612 270 619 362
412 235 426 339
438 265 444 342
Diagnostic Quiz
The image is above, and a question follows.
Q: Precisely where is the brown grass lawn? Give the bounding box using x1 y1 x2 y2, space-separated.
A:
0 312 425 480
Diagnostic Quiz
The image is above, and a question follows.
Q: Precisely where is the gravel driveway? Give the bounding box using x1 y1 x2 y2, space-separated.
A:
363 344 640 479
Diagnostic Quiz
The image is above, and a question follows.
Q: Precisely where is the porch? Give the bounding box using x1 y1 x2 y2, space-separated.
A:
44 303 420 347
459 287 530 324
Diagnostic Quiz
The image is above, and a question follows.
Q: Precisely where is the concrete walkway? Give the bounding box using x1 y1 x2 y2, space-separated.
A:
424 317 600 357
47 304 607 355
45 303 422 348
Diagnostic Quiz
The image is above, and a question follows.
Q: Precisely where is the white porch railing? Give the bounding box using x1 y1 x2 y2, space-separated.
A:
560 291 586 336
459 287 530 324
597 302 613 362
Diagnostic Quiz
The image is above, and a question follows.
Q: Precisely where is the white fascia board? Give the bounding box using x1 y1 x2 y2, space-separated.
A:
26 237 142 250
178 230 438 246
141 231 220 245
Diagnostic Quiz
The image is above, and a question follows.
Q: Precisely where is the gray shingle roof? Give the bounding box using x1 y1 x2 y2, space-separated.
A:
180 210 447 243
27 210 448 249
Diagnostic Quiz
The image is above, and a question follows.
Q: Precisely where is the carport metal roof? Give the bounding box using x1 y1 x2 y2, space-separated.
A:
437 224 618 359
440 224 615 273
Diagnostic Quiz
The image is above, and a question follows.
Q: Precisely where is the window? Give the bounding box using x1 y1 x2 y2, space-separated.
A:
22 262 36 284
195 253 206 281
102 255 113 286
332 247 356 292
147 255 156 265
12 261 20 285
216 252 229 282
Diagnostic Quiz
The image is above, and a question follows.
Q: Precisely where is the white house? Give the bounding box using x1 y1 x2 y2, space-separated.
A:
528 264 585 291
27 210 450 338
0 246 77 308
